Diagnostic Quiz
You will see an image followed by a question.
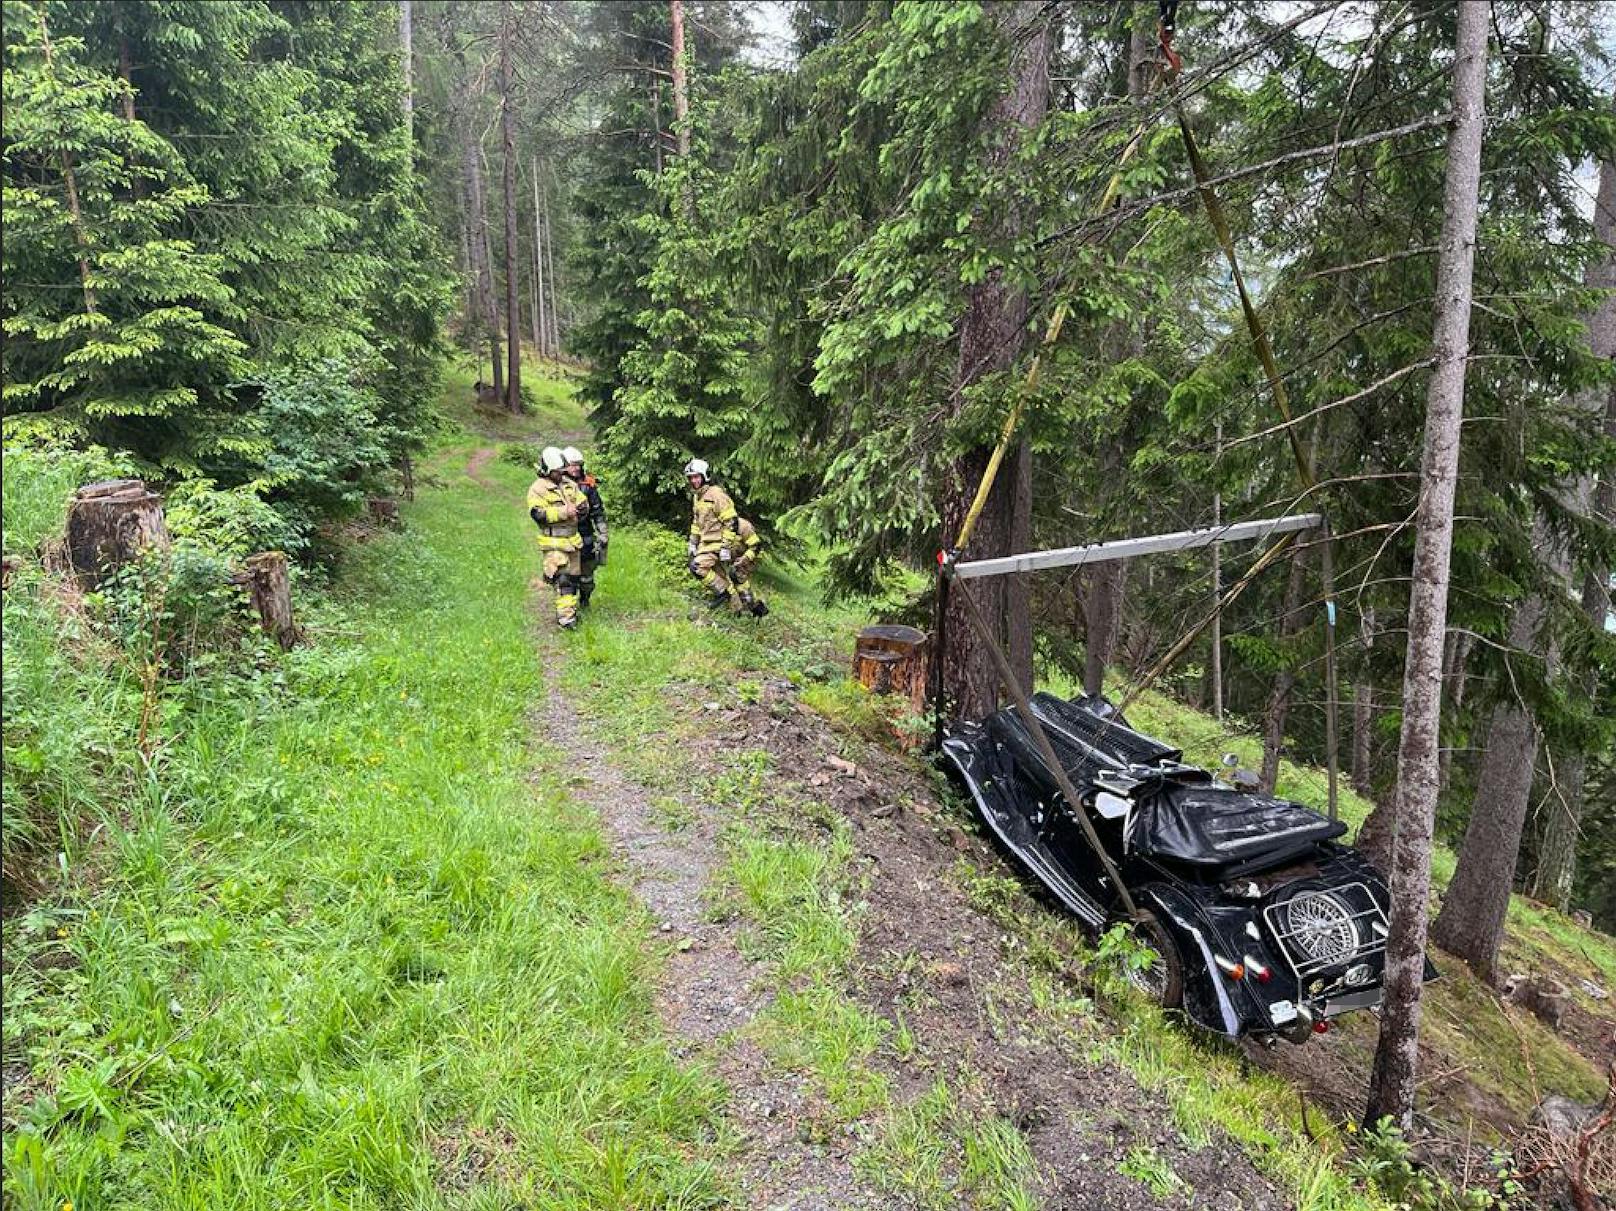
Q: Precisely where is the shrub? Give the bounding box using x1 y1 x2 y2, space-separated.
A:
252 358 397 539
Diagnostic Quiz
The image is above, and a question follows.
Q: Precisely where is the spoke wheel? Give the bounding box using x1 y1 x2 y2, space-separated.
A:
1126 910 1184 1009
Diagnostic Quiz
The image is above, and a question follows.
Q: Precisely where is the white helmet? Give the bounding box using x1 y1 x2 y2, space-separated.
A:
540 446 566 474
562 446 584 466
683 457 709 479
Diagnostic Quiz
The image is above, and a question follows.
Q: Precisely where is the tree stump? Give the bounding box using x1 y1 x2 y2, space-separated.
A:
367 497 402 529
234 551 299 650
854 625 930 744
66 478 170 588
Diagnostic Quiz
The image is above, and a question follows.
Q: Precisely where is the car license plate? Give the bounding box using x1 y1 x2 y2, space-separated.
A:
1269 1000 1298 1025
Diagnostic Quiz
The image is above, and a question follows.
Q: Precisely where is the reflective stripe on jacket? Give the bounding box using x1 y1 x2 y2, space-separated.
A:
526 476 586 551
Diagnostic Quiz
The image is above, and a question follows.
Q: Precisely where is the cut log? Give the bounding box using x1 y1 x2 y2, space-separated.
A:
66 478 169 587
854 625 929 744
234 551 299 650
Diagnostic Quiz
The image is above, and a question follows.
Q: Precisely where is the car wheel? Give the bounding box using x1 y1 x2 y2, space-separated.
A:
1127 910 1184 1010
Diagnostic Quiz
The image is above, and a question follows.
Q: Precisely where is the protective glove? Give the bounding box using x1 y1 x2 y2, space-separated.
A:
688 558 701 580
596 542 608 567
718 547 731 562
687 540 697 557
529 507 544 527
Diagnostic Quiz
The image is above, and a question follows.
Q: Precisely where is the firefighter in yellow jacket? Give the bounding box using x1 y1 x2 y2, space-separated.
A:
527 446 590 628
685 458 767 617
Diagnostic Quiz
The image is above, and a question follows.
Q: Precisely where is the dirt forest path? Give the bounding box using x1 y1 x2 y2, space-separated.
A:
532 628 888 1209
465 445 497 486
521 596 1292 1207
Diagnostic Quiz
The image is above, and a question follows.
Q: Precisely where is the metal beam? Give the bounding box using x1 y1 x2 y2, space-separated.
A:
951 513 1323 581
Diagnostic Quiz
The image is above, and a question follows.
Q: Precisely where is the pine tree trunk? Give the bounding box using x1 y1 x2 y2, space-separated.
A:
1210 423 1224 720
670 0 690 159
1352 681 1374 794
1260 546 1308 793
1363 1 1487 1133
456 44 500 392
1437 628 1473 793
940 0 1052 720
544 191 560 356
531 158 546 357
1080 5 1154 701
499 0 522 412
1532 145 1616 909
399 0 413 145
1430 592 1547 978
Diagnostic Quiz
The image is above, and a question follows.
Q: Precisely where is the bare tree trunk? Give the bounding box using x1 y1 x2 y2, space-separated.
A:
1352 682 1374 792
1259 546 1309 793
399 0 413 145
1210 422 1224 721
531 158 546 357
1438 628 1474 793
650 80 665 174
499 0 522 412
941 0 1052 719
1363 1 1487 1133
1081 6 1154 701
1430 590 1548 978
456 41 501 395
670 0 690 159
1532 144 1616 909
544 190 560 356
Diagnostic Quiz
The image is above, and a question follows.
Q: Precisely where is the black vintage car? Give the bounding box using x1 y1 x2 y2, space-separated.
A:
941 691 1430 1044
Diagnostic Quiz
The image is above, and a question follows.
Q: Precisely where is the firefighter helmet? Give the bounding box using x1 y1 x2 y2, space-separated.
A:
540 446 567 474
683 457 709 479
562 446 584 466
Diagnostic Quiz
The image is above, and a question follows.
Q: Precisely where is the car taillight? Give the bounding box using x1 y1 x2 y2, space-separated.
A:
1215 955 1245 981
1313 1019 1330 1034
1244 956 1271 983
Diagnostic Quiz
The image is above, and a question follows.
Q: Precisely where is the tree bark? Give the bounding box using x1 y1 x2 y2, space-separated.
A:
670 0 690 159
1437 628 1474 793
1352 681 1375 793
1532 144 1616 909
1210 423 1224 720
539 156 552 357
399 0 413 146
940 0 1052 720
1430 592 1547 978
67 479 170 588
455 35 501 394
1363 0 1487 1133
499 0 522 412
1080 5 1153 700
544 190 560 356
1259 546 1308 794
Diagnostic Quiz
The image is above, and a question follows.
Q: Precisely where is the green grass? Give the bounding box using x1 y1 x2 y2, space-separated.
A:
2 384 728 1208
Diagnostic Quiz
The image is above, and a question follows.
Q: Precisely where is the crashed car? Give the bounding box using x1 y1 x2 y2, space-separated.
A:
942 691 1432 1044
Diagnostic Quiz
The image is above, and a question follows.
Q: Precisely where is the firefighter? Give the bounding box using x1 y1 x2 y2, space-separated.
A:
527 446 589 629
562 446 608 608
729 516 767 616
684 458 767 617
